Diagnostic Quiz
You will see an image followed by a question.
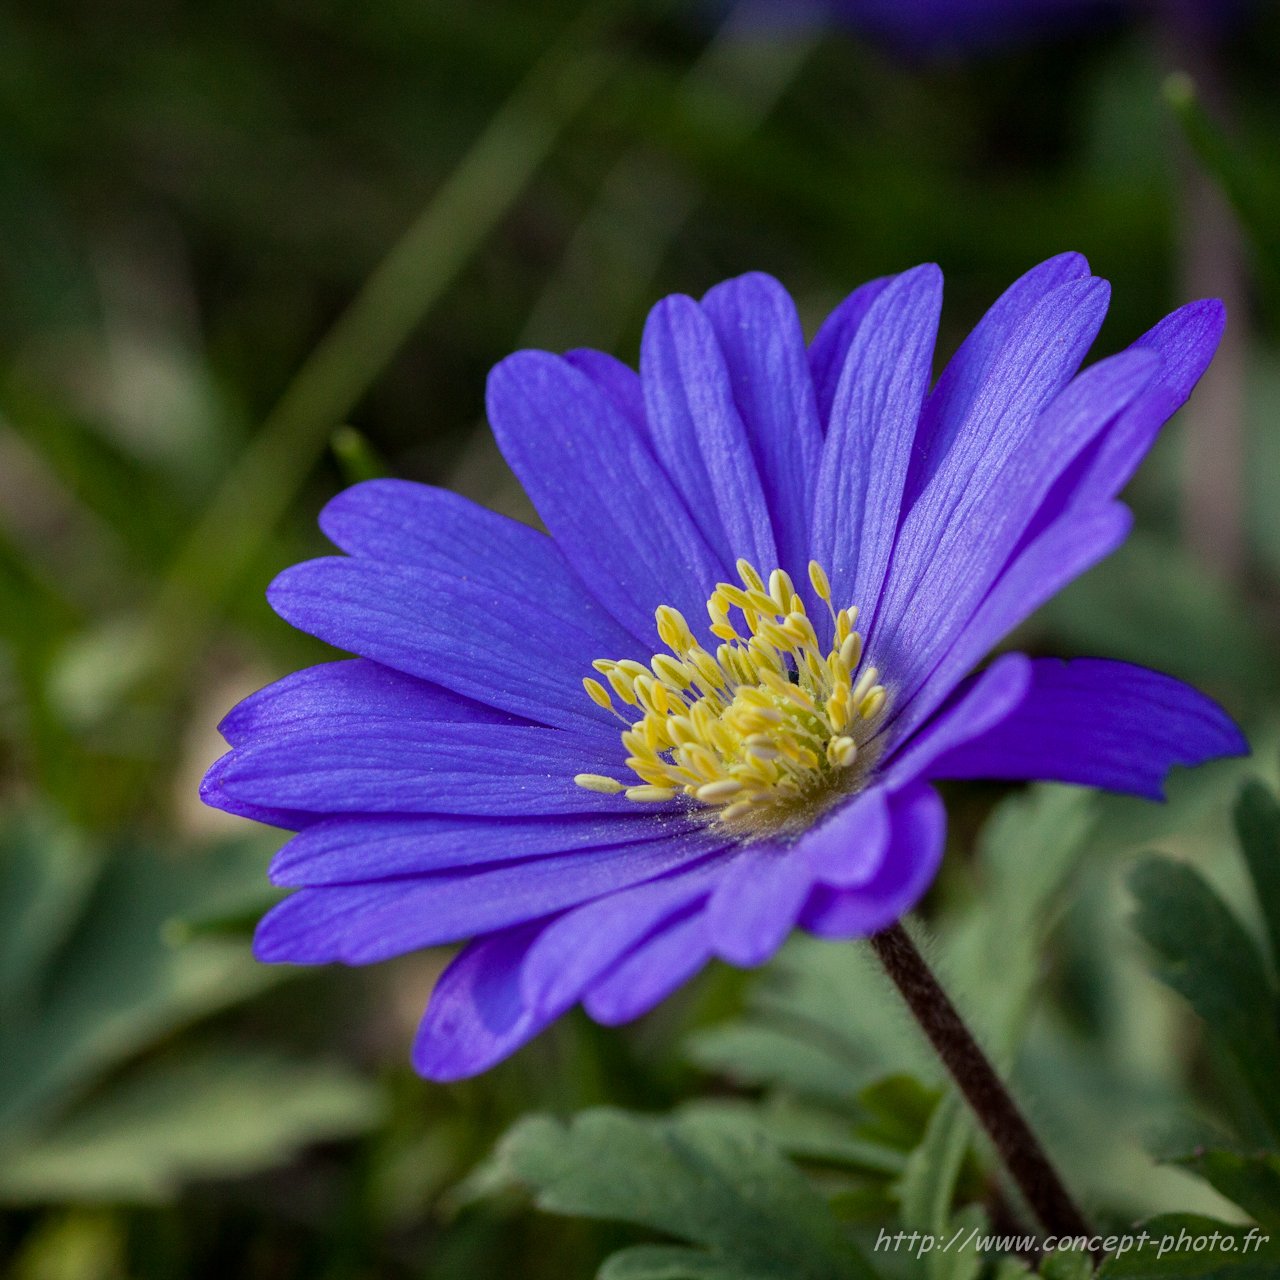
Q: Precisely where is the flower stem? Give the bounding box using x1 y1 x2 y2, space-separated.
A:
870 922 1096 1247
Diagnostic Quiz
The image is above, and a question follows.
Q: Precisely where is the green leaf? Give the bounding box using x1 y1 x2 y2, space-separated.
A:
1038 533 1276 703
1170 1150 1280 1231
684 937 937 1108
1233 782 1280 972
995 1261 1035 1280
0 1050 378 1204
1098 1214 1279 1277
857 1075 941 1152
897 1095 972 1246
1040 1249 1094 1280
943 786 1096 1060
330 424 390 485
1162 74 1280 294
681 1100 906 1178
600 1245 765 1280
0 813 97 1016
936 1203 988 1280
0 824 280 1141
484 1107 879 1280
1128 857 1280 1143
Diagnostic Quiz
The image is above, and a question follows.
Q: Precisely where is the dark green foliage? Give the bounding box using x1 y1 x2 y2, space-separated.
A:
0 816 378 1204
480 1107 879 1280
1108 777 1280 1277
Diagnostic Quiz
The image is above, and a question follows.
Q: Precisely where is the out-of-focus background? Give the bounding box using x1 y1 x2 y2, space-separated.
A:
1 3 1278 1277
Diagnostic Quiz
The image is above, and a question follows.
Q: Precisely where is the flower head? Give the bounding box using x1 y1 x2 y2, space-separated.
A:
203 254 1246 1080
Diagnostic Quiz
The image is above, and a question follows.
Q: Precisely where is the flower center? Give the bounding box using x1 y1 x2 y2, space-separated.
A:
574 559 888 837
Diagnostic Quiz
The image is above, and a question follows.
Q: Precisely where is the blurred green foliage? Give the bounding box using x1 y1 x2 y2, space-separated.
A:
2 1 1279 1277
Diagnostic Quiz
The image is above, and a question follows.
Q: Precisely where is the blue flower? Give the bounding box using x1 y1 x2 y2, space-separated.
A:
819 0 1112 53
783 0 1232 55
203 254 1246 1081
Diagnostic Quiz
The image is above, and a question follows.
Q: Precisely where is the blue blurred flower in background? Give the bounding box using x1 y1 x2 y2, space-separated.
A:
820 0 1116 53
744 0 1237 54
202 254 1244 1082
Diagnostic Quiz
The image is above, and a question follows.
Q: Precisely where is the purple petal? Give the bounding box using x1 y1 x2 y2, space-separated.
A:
319 483 628 656
902 252 1093 507
487 351 724 645
1031 299 1226 536
267 557 620 736
582 910 714 1026
564 348 647 431
217 719 653 817
199 752 318 832
641 294 778 573
270 811 690 886
810 264 943 625
879 652 1032 788
925 658 1248 799
521 858 725 1014
700 272 824 577
413 925 554 1081
254 832 723 963
891 502 1132 741
795 787 891 887
704 843 815 967
800 783 946 939
218 659 512 749
808 274 895 426
870 345 1157 709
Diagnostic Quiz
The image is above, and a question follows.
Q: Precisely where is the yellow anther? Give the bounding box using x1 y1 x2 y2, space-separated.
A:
851 666 880 705
736 559 766 592
858 687 886 721
666 715 696 745
654 607 692 654
783 613 817 648
583 677 613 709
718 584 753 611
607 669 638 705
628 761 674 787
827 695 851 733
651 654 690 689
768 568 796 611
707 596 741 642
625 784 677 802
576 559 887 834
574 774 625 794
696 779 744 803
840 632 863 671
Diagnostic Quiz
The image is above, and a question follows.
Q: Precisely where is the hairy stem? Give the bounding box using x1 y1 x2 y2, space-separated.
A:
870 923 1096 1249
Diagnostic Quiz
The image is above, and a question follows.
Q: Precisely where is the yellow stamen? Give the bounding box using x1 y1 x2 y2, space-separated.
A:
574 774 625 794
625 784 678 802
573 558 890 835
583 677 613 709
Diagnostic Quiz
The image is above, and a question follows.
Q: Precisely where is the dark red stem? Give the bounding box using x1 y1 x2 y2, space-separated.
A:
870 923 1097 1251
